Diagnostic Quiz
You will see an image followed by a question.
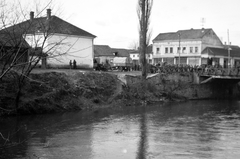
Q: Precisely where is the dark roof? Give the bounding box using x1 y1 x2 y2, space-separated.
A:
128 45 153 54
153 28 212 42
1 15 96 38
94 45 113 57
111 48 130 57
129 49 139 54
224 45 240 50
202 47 240 58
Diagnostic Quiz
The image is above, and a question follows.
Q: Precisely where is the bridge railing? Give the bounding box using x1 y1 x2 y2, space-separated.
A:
153 64 240 76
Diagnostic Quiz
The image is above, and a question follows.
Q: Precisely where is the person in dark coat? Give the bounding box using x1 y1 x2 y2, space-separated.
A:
73 60 77 69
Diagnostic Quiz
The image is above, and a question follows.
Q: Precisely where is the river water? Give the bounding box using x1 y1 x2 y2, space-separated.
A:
1 100 240 159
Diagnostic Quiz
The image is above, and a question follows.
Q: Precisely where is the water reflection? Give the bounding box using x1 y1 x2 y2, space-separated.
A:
136 108 148 159
0 100 240 158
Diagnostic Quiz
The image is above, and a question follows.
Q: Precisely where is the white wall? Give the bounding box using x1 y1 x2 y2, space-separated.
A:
130 53 139 60
25 33 94 68
153 40 202 65
130 53 153 64
153 40 202 57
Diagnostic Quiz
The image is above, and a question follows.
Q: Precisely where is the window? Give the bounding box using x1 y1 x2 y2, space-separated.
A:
156 48 160 54
190 47 193 53
182 47 186 53
170 47 173 53
165 47 168 53
195 47 198 53
133 55 135 57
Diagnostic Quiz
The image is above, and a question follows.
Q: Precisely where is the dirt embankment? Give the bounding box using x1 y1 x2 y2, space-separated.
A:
0 71 124 115
1 71 166 116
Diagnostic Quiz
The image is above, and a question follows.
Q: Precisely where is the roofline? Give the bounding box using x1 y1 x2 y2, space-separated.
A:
25 32 96 39
153 28 213 42
153 38 202 43
4 15 97 38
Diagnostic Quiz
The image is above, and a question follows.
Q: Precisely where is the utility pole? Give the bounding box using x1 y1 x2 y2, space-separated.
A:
178 33 181 65
228 29 231 74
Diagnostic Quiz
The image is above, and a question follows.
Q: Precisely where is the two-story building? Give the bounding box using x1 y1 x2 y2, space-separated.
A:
152 28 224 66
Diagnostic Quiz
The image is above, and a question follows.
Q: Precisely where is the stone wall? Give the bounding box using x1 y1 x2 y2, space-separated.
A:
125 73 240 100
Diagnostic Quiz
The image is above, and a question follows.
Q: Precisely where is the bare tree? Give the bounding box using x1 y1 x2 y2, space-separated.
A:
0 0 75 111
137 0 153 79
128 40 139 50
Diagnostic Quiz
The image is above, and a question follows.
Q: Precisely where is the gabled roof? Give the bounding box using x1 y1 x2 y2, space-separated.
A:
202 47 240 58
111 48 130 57
1 14 96 38
153 28 212 42
94 45 113 57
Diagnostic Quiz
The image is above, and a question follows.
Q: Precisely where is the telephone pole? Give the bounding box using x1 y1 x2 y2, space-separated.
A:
178 33 181 65
228 29 231 74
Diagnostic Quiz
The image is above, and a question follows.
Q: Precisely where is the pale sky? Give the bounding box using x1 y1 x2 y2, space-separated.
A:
7 0 240 48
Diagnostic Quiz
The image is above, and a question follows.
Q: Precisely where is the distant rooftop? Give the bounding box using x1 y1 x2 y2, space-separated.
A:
94 45 113 57
111 48 130 57
202 47 240 58
153 28 213 42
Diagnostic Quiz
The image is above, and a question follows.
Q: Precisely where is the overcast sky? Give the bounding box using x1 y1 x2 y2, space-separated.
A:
9 0 240 48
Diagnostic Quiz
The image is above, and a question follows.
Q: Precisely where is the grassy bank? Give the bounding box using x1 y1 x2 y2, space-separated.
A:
1 70 167 116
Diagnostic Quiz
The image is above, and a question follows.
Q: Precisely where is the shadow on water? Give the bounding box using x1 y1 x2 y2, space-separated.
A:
136 108 148 159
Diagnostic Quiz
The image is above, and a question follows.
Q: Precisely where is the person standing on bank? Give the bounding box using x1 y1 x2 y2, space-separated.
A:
69 60 72 69
73 59 77 69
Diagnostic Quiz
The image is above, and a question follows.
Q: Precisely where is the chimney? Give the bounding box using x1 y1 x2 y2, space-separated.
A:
47 9 51 19
30 11 34 21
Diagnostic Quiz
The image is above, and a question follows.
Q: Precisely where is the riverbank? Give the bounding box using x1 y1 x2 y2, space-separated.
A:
0 70 167 116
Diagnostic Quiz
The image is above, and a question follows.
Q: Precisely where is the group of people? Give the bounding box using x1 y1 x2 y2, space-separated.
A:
151 63 240 76
69 60 77 69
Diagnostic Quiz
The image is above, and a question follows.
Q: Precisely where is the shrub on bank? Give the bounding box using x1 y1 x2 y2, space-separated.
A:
0 71 120 116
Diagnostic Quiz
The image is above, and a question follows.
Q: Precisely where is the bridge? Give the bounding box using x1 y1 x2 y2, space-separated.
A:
122 64 240 99
197 67 240 84
153 64 240 84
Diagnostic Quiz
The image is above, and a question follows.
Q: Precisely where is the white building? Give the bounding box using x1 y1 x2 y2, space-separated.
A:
7 9 96 69
152 28 224 65
129 45 153 65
